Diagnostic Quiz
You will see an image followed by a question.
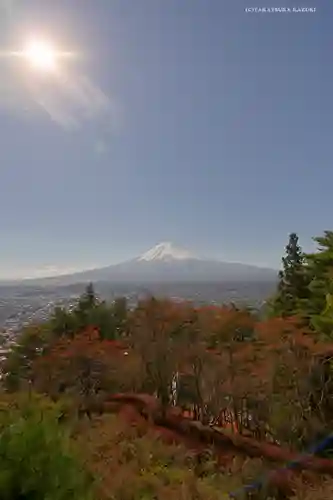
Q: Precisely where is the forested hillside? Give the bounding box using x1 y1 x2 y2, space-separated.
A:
2 231 333 499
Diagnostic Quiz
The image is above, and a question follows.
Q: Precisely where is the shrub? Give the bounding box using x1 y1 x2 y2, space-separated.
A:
0 393 93 500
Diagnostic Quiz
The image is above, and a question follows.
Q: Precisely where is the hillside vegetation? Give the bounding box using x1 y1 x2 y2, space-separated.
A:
3 231 333 499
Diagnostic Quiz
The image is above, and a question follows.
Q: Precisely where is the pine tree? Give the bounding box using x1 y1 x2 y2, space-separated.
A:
83 282 97 309
271 233 309 317
76 283 97 314
72 283 98 332
301 231 333 338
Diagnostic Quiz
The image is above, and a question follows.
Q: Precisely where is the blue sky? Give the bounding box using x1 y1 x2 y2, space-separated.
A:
0 0 331 278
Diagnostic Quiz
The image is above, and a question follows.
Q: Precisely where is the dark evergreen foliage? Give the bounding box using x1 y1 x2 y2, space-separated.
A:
270 233 309 317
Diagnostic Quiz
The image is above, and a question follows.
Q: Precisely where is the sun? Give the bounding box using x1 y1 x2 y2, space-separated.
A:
24 40 58 71
6 39 75 71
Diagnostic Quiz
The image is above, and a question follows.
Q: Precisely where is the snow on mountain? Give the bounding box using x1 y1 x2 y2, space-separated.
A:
12 241 278 286
137 242 196 262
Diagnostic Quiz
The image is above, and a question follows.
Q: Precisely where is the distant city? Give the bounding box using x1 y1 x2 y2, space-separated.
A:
0 279 275 353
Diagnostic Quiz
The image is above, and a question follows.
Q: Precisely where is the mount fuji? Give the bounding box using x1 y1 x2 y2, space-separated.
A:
14 242 278 286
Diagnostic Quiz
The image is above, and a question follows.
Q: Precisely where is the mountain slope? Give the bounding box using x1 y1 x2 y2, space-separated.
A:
9 242 278 286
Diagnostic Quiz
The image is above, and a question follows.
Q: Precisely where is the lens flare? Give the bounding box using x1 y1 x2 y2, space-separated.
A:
24 40 58 71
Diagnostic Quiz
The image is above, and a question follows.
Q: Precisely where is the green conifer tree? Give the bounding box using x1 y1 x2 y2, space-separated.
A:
270 233 309 317
302 231 333 338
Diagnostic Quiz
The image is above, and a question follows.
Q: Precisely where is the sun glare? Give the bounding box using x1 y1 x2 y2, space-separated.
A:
24 40 58 71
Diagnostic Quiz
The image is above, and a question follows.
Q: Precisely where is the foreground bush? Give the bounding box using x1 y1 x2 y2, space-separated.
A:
74 413 272 500
0 392 93 500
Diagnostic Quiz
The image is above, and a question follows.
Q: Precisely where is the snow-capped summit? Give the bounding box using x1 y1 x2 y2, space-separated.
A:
137 242 195 262
16 241 277 286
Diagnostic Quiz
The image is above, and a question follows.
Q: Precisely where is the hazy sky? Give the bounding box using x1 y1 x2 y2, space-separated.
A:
0 0 331 279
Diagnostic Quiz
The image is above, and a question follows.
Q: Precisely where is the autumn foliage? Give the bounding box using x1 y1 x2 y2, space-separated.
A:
5 226 333 500
18 296 333 452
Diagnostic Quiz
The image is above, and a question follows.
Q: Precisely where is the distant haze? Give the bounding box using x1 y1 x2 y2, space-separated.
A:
2 242 278 286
